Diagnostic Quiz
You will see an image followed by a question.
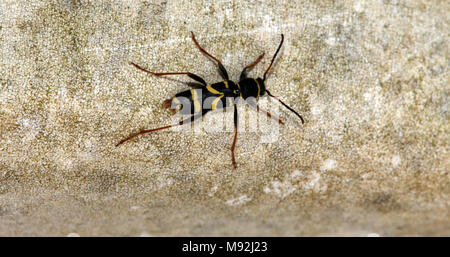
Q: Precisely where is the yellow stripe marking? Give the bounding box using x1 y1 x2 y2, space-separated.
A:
254 79 260 97
190 88 201 113
224 81 229 88
236 83 243 98
206 84 222 95
211 95 224 110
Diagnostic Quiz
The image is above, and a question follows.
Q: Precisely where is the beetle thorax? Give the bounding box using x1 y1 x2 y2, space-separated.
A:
238 77 265 99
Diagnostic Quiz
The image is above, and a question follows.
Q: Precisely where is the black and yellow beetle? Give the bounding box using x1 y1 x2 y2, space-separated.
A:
116 32 304 168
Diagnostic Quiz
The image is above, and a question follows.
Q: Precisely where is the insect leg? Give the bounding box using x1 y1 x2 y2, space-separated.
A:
245 98 284 124
190 32 229 81
116 110 209 147
231 105 238 168
240 53 265 80
255 105 284 125
186 82 205 88
130 62 206 86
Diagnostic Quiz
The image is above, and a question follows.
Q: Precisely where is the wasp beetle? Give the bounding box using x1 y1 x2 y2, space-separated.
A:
116 32 304 168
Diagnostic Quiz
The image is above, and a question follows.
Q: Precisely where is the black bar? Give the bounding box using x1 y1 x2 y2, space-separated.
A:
0 237 446 256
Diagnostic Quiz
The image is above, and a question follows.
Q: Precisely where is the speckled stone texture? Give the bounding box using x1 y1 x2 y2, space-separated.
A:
0 0 448 236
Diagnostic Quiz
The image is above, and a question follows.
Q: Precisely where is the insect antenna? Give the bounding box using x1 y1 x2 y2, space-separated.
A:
266 90 304 124
263 34 284 82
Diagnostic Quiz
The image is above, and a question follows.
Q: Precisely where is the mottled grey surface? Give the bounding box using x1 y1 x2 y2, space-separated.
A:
0 0 449 236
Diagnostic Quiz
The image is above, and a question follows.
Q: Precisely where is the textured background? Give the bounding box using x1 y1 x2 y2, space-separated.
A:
0 0 449 236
